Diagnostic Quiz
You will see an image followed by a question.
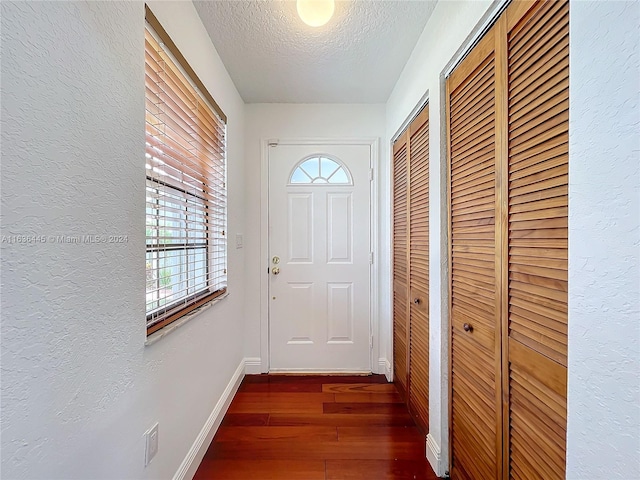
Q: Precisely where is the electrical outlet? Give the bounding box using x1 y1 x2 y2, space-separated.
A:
145 423 159 466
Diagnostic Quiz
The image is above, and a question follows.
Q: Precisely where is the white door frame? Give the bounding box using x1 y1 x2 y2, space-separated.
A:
259 137 381 374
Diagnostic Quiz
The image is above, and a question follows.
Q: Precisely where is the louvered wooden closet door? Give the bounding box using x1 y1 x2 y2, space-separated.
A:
504 1 569 478
393 137 409 394
448 27 501 480
408 107 430 433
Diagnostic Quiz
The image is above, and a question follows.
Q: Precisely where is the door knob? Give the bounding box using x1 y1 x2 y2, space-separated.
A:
463 323 472 332
413 298 421 304
272 267 280 275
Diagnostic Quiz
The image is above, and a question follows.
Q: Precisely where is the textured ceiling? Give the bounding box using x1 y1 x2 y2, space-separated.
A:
193 1 437 103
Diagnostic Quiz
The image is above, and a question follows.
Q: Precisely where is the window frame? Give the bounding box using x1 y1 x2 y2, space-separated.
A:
145 5 227 336
288 154 353 185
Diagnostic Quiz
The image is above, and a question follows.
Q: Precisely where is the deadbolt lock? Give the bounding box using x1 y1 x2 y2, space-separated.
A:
272 256 280 264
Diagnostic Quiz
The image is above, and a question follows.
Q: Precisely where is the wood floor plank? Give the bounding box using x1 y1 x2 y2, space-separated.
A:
334 392 403 404
240 381 323 393
337 426 425 443
323 402 409 415
233 392 336 402
220 413 270 426
207 439 425 460
194 375 438 480
194 459 326 480
228 392 334 414
326 459 439 480
227 402 323 414
268 412 416 427
215 425 338 442
323 383 399 394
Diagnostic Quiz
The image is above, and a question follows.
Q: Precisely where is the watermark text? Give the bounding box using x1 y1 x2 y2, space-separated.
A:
1 234 129 245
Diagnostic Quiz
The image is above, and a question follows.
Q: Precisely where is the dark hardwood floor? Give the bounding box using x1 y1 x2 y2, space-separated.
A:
194 374 440 480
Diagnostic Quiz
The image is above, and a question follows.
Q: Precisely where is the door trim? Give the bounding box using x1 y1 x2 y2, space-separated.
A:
259 137 380 374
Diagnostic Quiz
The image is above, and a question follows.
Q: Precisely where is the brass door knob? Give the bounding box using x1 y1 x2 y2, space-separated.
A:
463 323 472 332
272 267 280 275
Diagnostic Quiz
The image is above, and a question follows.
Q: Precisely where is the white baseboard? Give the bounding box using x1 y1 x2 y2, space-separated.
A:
244 357 262 375
377 358 388 378
381 357 392 382
172 359 245 480
427 433 446 477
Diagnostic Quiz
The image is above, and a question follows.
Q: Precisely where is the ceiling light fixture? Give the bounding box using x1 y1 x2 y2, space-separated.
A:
297 0 335 27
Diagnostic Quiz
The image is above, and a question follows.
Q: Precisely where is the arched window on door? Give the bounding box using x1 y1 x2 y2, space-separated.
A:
288 155 353 185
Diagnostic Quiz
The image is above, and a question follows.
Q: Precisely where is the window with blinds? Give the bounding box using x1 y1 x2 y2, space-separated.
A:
145 6 227 335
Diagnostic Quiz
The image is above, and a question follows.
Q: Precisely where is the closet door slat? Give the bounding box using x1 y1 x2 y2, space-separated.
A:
506 1 569 479
393 136 409 395
448 26 500 480
408 107 430 434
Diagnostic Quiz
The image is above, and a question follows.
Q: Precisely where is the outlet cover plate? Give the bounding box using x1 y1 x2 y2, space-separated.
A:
145 422 159 466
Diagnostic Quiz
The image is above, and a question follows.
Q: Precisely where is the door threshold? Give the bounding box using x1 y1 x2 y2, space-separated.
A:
267 370 372 376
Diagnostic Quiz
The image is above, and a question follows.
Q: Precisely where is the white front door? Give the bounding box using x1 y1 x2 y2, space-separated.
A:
268 143 371 372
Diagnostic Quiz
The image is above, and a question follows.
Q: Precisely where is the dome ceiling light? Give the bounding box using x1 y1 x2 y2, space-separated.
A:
296 0 335 27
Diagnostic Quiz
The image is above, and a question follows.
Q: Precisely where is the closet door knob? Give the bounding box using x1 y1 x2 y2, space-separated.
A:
463 323 472 332
413 298 421 304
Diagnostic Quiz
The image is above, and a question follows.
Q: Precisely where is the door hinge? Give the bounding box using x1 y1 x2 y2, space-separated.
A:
369 252 374 265
369 168 374 181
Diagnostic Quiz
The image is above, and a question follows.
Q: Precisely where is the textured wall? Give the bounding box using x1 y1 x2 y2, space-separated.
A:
567 1 640 478
1 1 245 479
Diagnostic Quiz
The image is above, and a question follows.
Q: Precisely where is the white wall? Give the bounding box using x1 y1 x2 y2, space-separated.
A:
0 2 245 479
3 1 637 479
386 0 640 477
567 1 640 478
243 104 387 373
385 0 493 473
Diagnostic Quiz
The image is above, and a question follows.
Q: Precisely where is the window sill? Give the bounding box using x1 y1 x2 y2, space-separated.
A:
144 292 229 347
